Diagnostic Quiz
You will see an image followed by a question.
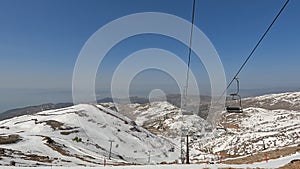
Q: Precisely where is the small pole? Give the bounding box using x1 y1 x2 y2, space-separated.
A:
186 135 190 164
148 151 151 164
263 140 266 150
108 140 114 160
180 136 184 164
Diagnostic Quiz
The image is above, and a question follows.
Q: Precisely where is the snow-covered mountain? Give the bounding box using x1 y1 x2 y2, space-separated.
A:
0 91 300 167
199 107 300 158
0 104 179 167
102 93 300 164
242 91 300 111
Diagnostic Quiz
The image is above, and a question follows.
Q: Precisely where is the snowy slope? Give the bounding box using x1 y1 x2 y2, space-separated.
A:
123 102 210 137
113 94 300 164
197 107 300 157
243 91 300 111
0 104 179 167
1 152 300 168
1 91 300 167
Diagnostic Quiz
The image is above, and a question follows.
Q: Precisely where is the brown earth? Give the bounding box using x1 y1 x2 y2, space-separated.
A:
224 144 300 164
37 120 76 130
0 147 54 164
60 130 79 135
0 134 21 144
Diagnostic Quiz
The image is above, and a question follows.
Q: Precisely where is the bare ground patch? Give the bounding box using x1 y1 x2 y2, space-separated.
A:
42 136 104 165
60 130 79 135
22 154 53 163
0 147 53 164
218 113 248 130
43 136 70 156
37 120 77 130
0 134 22 144
224 144 300 164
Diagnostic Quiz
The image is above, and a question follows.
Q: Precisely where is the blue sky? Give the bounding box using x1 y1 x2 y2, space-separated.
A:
0 0 299 112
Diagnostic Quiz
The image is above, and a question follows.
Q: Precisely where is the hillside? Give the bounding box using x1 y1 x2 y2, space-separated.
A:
242 92 300 111
0 104 178 167
114 92 300 164
114 100 300 164
0 92 299 167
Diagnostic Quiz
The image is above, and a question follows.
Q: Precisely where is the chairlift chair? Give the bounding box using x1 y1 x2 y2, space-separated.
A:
226 78 243 113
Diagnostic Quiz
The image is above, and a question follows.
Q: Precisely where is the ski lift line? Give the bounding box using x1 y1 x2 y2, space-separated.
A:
216 0 290 104
184 0 196 97
181 1 197 161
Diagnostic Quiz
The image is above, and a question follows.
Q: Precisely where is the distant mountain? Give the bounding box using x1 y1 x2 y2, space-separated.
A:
98 94 212 119
97 96 149 104
97 97 113 103
0 103 73 121
242 92 300 111
0 94 187 122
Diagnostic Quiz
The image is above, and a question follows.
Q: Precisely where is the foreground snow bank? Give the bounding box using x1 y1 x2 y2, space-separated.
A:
2 152 300 169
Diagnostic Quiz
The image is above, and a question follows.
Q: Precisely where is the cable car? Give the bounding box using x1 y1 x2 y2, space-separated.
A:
226 78 243 113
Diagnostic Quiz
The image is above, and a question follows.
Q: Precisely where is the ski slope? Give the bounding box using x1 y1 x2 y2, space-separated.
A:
1 152 299 168
0 104 179 166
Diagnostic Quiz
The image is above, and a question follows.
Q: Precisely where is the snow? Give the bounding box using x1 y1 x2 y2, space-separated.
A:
251 91 300 102
1 92 300 167
193 106 300 158
0 104 180 166
116 99 300 163
1 152 300 168
134 102 178 126
243 91 300 110
129 100 300 162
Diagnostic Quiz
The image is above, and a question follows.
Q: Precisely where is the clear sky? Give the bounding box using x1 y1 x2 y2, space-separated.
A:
0 0 299 112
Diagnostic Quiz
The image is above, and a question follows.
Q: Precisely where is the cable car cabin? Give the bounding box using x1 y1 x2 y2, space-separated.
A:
226 78 243 113
226 93 243 113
